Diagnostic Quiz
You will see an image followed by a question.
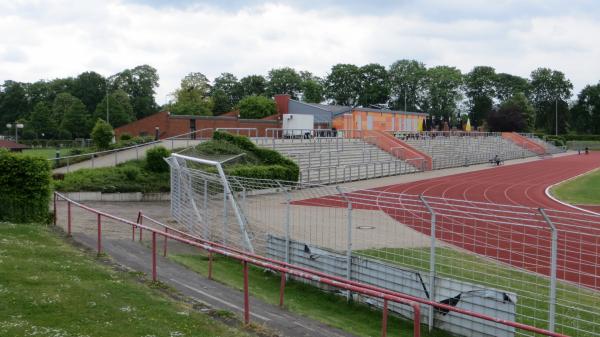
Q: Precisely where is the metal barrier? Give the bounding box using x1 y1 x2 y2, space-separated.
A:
53 190 571 337
215 128 259 138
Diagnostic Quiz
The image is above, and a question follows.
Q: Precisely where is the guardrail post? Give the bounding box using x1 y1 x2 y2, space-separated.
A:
539 208 557 332
381 299 389 337
420 195 436 331
163 227 168 257
243 261 250 325
139 215 143 242
97 213 102 256
279 271 286 307
208 251 213 280
152 231 157 281
67 201 72 237
336 186 353 300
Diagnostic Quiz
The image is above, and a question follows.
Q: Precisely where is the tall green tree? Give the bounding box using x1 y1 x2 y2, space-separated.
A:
72 71 107 114
495 73 530 102
0 81 29 132
95 89 134 128
388 59 428 111
324 64 361 106
211 72 242 114
267 67 302 99
111 65 159 119
237 95 277 119
169 72 213 116
358 63 389 106
464 66 497 127
570 83 600 134
299 71 324 103
53 93 89 138
425 66 463 119
488 92 534 132
239 75 267 97
29 102 59 139
529 68 573 133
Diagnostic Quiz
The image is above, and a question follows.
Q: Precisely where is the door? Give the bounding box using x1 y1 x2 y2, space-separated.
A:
367 115 373 130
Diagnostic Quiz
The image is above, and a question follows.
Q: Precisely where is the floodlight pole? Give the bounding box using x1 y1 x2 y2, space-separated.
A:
106 77 110 124
555 98 558 136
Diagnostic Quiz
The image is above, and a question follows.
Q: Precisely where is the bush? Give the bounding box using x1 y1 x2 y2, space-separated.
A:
237 95 277 119
91 119 114 149
145 146 171 172
120 133 132 141
0 150 51 222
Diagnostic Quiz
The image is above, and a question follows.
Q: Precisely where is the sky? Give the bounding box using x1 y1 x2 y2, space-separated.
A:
1 0 599 104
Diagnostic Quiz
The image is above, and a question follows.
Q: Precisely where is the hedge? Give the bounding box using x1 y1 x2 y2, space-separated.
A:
145 146 171 172
210 131 299 181
0 150 52 223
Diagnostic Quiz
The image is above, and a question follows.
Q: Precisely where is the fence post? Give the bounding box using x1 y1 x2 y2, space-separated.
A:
152 231 157 282
243 261 250 325
276 182 291 266
539 208 557 332
420 195 436 332
336 186 353 301
381 299 389 337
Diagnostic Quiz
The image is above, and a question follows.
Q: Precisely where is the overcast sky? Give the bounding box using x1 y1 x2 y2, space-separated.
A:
1 0 599 104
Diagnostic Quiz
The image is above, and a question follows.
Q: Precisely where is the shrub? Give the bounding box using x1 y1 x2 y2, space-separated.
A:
91 119 114 149
237 95 277 119
0 150 51 223
145 146 171 172
120 133 132 141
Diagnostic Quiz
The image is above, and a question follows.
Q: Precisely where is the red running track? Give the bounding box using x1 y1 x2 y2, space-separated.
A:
295 152 600 289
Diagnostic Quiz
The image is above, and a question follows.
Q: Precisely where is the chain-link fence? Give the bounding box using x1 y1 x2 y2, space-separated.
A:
167 154 599 337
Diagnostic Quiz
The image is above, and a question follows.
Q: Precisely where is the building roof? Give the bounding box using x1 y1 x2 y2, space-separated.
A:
0 140 27 149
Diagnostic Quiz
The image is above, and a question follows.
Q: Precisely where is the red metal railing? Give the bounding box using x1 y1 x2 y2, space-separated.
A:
53 192 569 337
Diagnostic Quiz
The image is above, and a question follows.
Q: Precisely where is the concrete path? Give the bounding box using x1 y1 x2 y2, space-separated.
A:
69 231 356 337
53 139 203 174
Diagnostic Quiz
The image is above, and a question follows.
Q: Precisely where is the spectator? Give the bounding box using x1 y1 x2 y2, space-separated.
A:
494 154 501 166
585 146 589 155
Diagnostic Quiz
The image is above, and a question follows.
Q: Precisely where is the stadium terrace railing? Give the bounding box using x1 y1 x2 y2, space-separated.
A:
215 128 259 138
165 156 600 337
53 190 572 337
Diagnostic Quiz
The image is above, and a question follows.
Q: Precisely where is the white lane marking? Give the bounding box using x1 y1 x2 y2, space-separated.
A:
170 278 271 321
544 167 600 216
293 321 315 332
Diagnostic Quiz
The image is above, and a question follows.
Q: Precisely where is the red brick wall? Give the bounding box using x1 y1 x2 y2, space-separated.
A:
115 111 170 139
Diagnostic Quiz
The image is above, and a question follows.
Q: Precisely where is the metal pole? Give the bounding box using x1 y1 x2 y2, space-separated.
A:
276 182 291 265
97 213 102 256
203 179 209 239
67 201 72 237
243 261 250 325
381 299 389 337
106 78 109 124
539 208 557 332
555 99 558 136
336 186 353 300
223 189 228 245
420 195 436 331
152 231 157 281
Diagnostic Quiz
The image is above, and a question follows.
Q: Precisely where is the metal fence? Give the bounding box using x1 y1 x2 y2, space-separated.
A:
167 153 600 337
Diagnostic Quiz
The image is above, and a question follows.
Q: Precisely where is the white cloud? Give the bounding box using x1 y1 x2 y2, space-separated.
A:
0 0 599 105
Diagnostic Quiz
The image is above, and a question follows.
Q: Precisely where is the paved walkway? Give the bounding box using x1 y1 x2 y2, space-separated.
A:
53 139 202 174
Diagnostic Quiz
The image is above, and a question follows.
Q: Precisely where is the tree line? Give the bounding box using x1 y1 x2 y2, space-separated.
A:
2 61 600 140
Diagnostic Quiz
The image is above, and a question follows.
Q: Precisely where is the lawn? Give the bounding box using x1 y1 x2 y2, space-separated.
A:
22 147 78 159
171 253 450 337
358 247 600 337
0 223 251 337
551 168 600 204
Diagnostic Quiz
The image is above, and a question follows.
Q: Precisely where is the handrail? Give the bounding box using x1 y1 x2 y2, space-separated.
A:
52 191 568 337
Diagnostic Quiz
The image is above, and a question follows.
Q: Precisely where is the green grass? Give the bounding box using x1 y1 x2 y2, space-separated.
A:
22 148 77 159
551 168 600 205
358 247 600 337
53 159 170 193
0 223 252 337
171 253 450 337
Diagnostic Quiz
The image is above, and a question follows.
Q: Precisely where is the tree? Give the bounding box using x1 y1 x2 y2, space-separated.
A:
111 65 159 119
358 63 389 106
299 71 324 103
324 64 361 106
91 119 114 149
495 73 530 102
425 66 463 119
0 81 29 132
529 68 573 133
487 93 535 132
211 72 242 114
169 72 213 116
54 93 89 138
239 75 267 97
267 67 302 99
238 95 276 119
570 83 600 134
29 102 59 139
94 89 134 128
388 59 428 111
72 71 106 113
464 66 497 127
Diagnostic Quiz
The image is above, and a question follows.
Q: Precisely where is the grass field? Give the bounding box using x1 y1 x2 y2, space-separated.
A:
358 247 600 337
171 253 449 337
0 223 251 337
21 148 76 159
551 168 600 205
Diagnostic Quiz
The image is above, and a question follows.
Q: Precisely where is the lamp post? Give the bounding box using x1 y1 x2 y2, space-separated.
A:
6 123 24 143
555 98 558 136
106 78 110 124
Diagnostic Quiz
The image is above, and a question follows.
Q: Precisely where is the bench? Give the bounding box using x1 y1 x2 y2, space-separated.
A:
489 158 505 166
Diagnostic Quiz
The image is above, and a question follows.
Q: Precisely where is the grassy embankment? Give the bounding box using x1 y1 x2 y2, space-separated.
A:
551 168 600 205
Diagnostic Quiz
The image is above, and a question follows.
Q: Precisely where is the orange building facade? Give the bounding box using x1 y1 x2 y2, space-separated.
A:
333 109 427 132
